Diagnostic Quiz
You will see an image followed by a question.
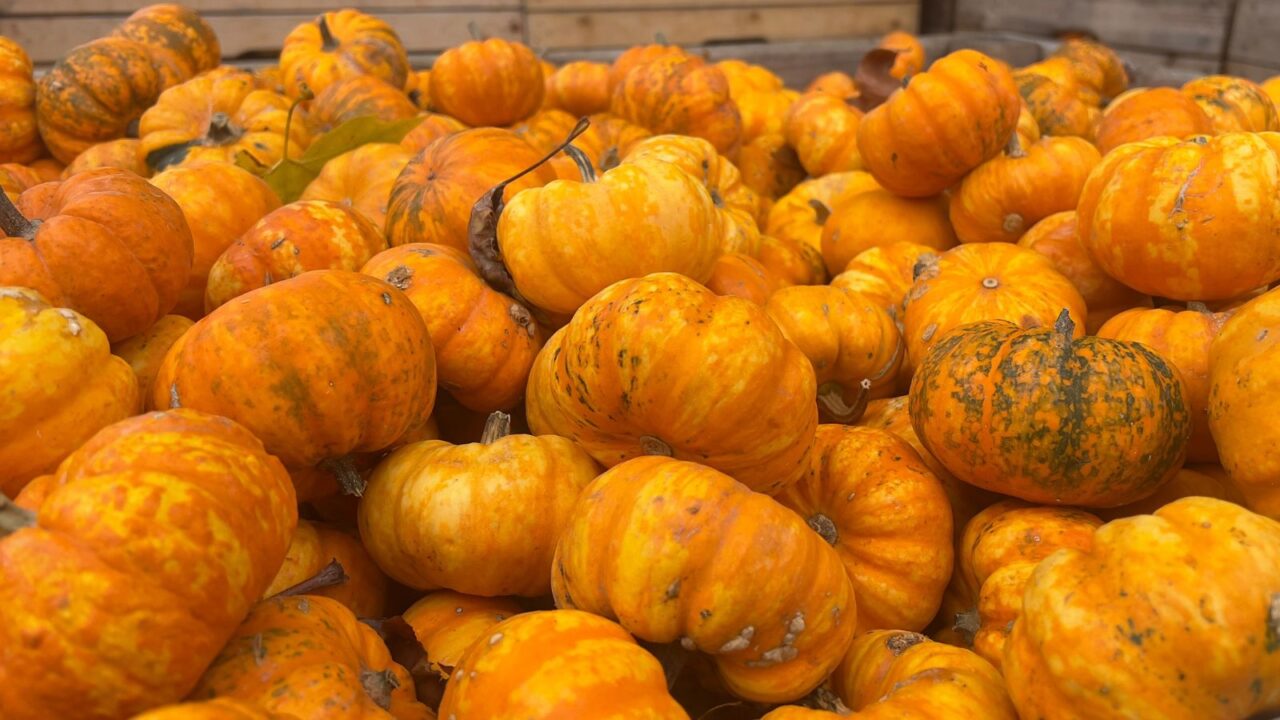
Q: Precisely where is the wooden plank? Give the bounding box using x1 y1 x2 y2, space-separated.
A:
0 0 518 14
1227 0 1280 70
1 11 524 63
1224 61 1280 83
954 0 1231 57
527 0 891 9
527 3 917 49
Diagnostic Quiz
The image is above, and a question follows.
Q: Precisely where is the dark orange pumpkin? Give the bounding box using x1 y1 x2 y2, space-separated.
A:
430 38 544 127
0 38 43 164
398 111 468 154
806 71 858 99
278 9 410 99
611 54 743 157
880 31 927 79
300 142 412 232
111 313 194 408
261 519 389 618
737 133 806 203
831 241 940 323
705 252 779 305
112 4 221 89
0 163 46 203
821 189 956 276
1094 87 1214 155
61 138 147 178
545 60 612 116
757 234 827 287
766 171 881 253
607 42 692 90
1182 74 1279 133
1015 71 1100 141
307 73 417 134
785 91 863 177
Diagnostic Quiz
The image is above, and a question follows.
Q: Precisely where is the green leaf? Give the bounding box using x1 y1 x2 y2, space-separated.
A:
258 114 425 204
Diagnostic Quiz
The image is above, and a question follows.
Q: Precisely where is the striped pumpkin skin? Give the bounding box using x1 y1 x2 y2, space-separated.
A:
278 9 410 100
908 313 1191 507
112 4 222 89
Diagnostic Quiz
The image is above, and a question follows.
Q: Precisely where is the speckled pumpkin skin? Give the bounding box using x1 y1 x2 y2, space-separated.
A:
152 270 436 471
132 698 295 720
777 425 953 633
1094 87 1214 155
1182 74 1279 133
526 273 817 495
1015 72 1099 141
262 519 389 618
429 38 544 127
111 4 221 89
1004 498 1280 720
0 287 138 497
308 74 416 134
909 315 1191 507
552 457 856 703
0 410 297 720
191 595 432 719
278 9 410 99
439 610 688 719
0 38 43 164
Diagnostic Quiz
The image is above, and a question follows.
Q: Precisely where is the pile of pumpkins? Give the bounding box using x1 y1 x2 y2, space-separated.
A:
0 4 1278 719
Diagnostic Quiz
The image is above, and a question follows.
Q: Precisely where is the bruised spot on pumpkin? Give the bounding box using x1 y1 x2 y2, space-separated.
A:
1266 592 1280 653
381 292 393 305
251 633 266 666
360 668 400 710
666 579 681 600
885 631 926 655
718 626 754 654
385 265 413 289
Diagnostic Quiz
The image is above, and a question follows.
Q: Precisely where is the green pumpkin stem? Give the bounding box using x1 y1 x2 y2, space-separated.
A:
953 607 981 646
0 495 35 537
280 86 312 162
272 558 349 598
0 190 38 241
481 411 512 444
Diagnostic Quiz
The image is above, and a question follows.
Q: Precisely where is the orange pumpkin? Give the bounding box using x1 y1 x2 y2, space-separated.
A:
110 313 193 408
1015 72 1100 141
150 161 281 319
61 138 147 178
821 189 956 276
278 9 410 99
545 60 612 116
526 273 817 495
35 37 162 164
1052 38 1128 102
589 112 653 169
949 134 1099 244
0 163 45 202
1016 210 1151 333
300 142 412 232
398 111 468 154
607 41 692 90
880 31 926 79
765 286 903 422
512 108 607 180
806 71 857 99
857 50 1021 197
439 610 690 718
204 200 388 312
112 4 221 90
777 425 953 632
1209 287 1280 519
0 38 43 164
402 590 523 683
1264 75 1280 109
0 410 297 720
0 287 138 498
1003 498 1280 719
429 38 544 127
737 133 806 203
611 54 743 157
756 234 827 287
553 456 857 703
1077 132 1280 301
132 698 294 720
785 92 863 177
1182 74 1279 133
766 171 881 252
831 241 939 322
1094 87 1214 155
307 73 416 134
262 519 389 618
1099 463 1246 521
705 252 779 305
0 167 193 341
903 242 1085 373
910 311 1191 507
725 80 797 144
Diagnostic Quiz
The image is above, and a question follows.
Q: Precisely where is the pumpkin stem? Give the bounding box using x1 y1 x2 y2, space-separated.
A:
808 198 832 226
806 512 839 545
953 607 981 646
481 411 512 443
321 455 367 496
468 21 485 41
640 435 674 457
360 668 400 710
562 143 597 182
273 558 350 598
0 190 38 241
280 87 312 162
599 145 622 172
0 495 35 537
798 687 852 715
1005 130 1027 158
205 111 243 146
317 16 338 50
1187 301 1211 314
655 32 669 45
1053 308 1076 339
817 379 872 424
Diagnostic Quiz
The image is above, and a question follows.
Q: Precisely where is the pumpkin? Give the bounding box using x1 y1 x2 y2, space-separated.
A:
1052 38 1128 102
821 189 956 276
360 411 598 596
307 73 416 134
717 58 786 94
110 313 193 408
733 87 798 146
132 699 293 720
1077 132 1280 302
880 31 926 79
300 142 412 232
398 111 468 154
903 241 1084 373
806 71 857 99
552 456 856 703
1094 87 1214 155
490 156 724 316
27 158 62 182
1016 210 1151 333
765 286 903 422
949 133 1099 245
190 595 431 719
0 38 43 164
953 501 1102 668
429 38 543 127
757 234 827 287
1182 74 1279 133
0 164 46 204
0 166 193 341
1097 303 1232 464
778 425 952 632
254 64 285 94
204 199 388 311
706 252 779 305
139 68 311 172
386 127 556 250
405 68 430 107
831 241 939 322
623 134 761 255
112 4 221 89
737 133 806 203
607 41 692 90
784 92 863 176
512 108 606 181
910 310 1191 507
35 37 162 164
439 609 689 718
611 54 743 157
0 287 138 497
1015 72 1100 141
150 161 281 319
1099 463 1246 521
152 270 436 495
61 138 147 178
1208 287 1280 519
545 60 612 116
262 519 389 618
402 591 523 682
766 171 881 252
1003 497 1280 719
587 112 652 169
857 50 1021 197
526 273 817 495
0 409 296 720
278 9 410 99
764 630 1016 719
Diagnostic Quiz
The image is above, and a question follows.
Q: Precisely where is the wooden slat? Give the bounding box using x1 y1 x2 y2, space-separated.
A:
527 3 917 49
528 0 891 10
0 0 518 14
1227 0 1280 71
1224 61 1280 83
1 11 524 63
954 0 1231 58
